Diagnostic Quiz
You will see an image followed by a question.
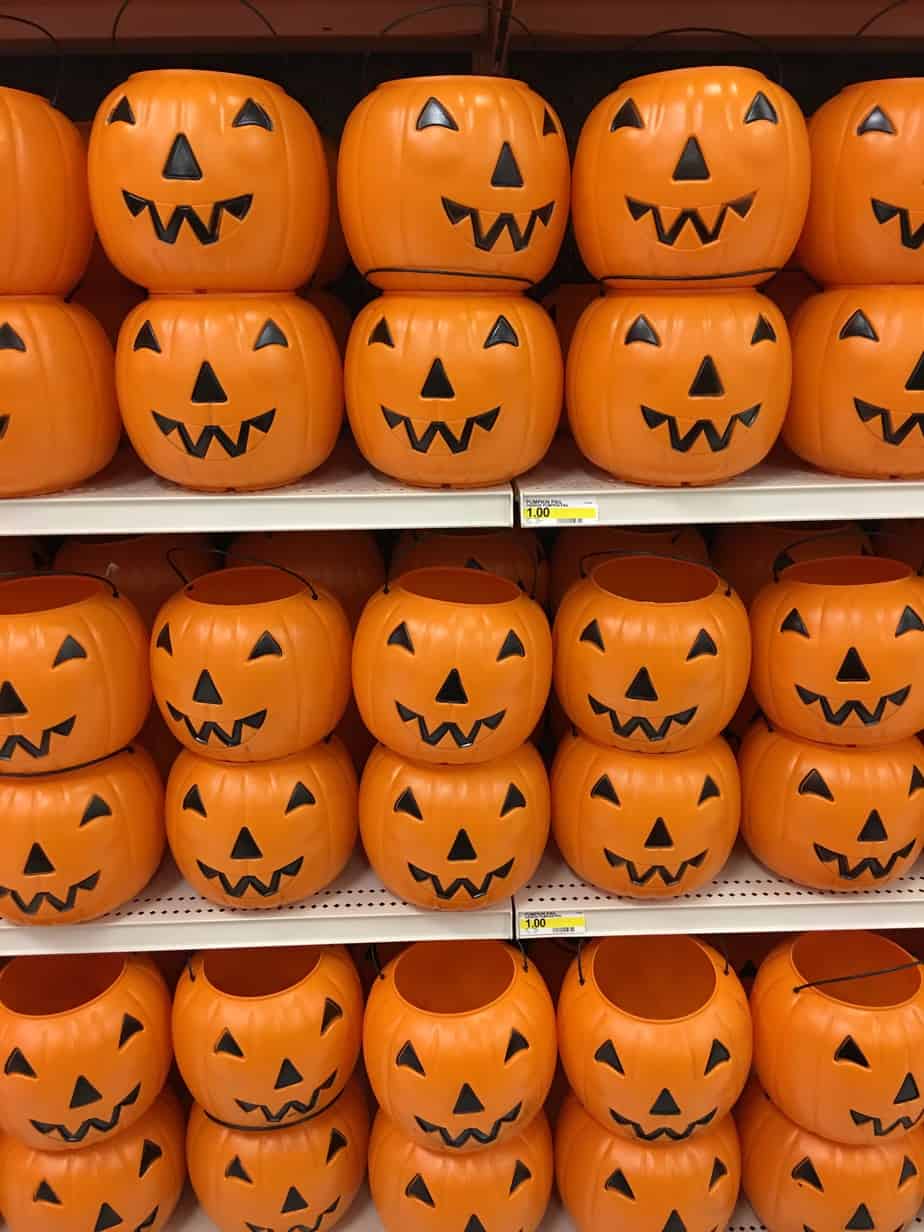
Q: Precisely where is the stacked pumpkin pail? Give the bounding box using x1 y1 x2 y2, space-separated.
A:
88 71 342 491
568 68 810 487
339 77 569 488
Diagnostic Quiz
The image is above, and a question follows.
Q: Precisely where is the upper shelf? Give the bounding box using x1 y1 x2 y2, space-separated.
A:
0 442 513 536
516 438 924 527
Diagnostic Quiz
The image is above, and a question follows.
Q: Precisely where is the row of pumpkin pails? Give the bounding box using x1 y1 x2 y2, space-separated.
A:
0 928 918 1232
3 62 924 495
0 516 920 926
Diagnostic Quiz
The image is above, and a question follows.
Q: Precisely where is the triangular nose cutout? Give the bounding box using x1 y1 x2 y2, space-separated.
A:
625 667 658 702
191 361 228 404
491 141 523 187
845 1204 875 1231
275 1058 303 1090
230 827 263 861
663 1213 687 1232
837 646 871 683
689 355 724 398
895 1073 920 1104
163 131 203 180
436 668 468 705
70 1074 102 1109
454 1083 485 1115
193 669 223 705
464 1218 487 1232
906 352 924 391
448 829 478 862
645 819 673 849
420 357 455 399
673 135 710 181
650 1088 681 1116
23 843 54 876
0 681 26 716
858 810 888 843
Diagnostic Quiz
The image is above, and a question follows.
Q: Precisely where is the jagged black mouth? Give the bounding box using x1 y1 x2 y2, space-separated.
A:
604 849 707 887
395 701 506 749
851 1106 924 1136
381 405 499 454
122 190 253 245
588 695 697 743
166 702 267 748
134 1210 159 1232
855 398 924 446
610 1105 717 1141
872 198 924 250
31 1082 141 1143
442 197 554 252
234 1068 338 1125
0 870 100 915
415 1101 522 1148
152 408 275 459
245 1197 341 1232
642 404 761 453
0 416 9 440
795 684 911 728
197 856 303 899
0 715 76 762
814 840 916 881
408 858 514 900
627 194 754 246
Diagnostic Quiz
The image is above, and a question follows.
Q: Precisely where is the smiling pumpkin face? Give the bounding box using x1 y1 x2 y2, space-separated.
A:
573 66 809 289
89 70 327 292
339 75 570 291
568 290 790 486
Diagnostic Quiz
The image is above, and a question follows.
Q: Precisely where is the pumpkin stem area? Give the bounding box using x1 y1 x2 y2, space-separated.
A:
394 941 515 1014
398 567 521 606
186 565 305 605
593 936 717 1020
201 947 321 998
791 932 921 1008
591 556 717 604
0 953 124 1015
782 556 911 586
0 574 103 614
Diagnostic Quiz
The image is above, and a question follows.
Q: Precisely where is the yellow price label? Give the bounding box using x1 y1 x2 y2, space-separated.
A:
522 497 598 526
519 911 586 937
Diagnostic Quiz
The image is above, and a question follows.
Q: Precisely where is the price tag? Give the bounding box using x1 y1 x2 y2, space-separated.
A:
519 910 586 937
522 496 598 527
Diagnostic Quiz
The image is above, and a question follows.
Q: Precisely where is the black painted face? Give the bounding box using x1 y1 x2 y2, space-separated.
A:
855 104 924 252
0 321 24 441
31 1129 168 1230
224 1126 347 1232
835 308 924 446
602 1154 731 1232
0 634 86 763
791 1150 919 1232
800 764 918 881
403 1156 537 1230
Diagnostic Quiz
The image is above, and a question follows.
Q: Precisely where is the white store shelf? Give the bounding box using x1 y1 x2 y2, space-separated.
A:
517 439 924 527
514 844 924 939
0 851 514 956
0 442 513 536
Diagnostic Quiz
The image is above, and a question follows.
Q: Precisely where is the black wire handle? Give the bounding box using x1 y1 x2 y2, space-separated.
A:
794 958 923 993
622 26 783 85
0 567 120 599
514 938 530 972
111 0 277 40
771 528 916 582
165 546 320 600
367 944 386 981
578 549 733 598
576 938 586 986
856 0 914 36
0 15 63 106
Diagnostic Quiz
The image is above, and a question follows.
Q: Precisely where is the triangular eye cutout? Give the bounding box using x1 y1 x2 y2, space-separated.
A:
580 619 605 651
233 97 273 130
182 784 207 816
497 629 526 660
321 997 343 1034
611 97 644 130
249 630 283 660
225 1155 253 1183
417 97 458 131
406 1174 435 1206
0 322 24 352
594 1039 624 1073
254 319 288 350
326 1129 347 1162
792 1157 824 1191
835 1035 870 1067
139 1139 163 1178
80 794 112 825
687 628 718 660
155 623 172 653
285 781 315 813
751 314 777 344
215 1029 244 1058
798 769 835 801
108 95 136 125
709 1158 729 1189
901 1156 918 1186
625 314 661 346
505 1029 529 1061
698 776 720 805
397 1040 426 1075
34 1179 61 1204
133 321 161 353
368 317 395 347
858 106 896 135
605 1168 635 1198
501 783 526 816
781 608 810 637
591 775 621 806
484 315 519 348
910 765 924 796
542 108 557 135
704 1039 730 1074
5 1047 36 1078
839 309 879 341
744 90 778 124
510 1160 532 1193
282 1186 308 1213
896 606 924 636
387 622 415 653
394 787 423 819
53 635 87 666
119 1013 144 1047
94 1203 123 1232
